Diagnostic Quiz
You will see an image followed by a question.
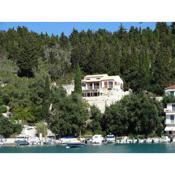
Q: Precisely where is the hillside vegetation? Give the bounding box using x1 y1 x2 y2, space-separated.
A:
0 22 173 137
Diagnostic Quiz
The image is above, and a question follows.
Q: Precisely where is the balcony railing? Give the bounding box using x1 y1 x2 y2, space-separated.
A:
165 120 175 125
164 108 175 112
94 86 99 90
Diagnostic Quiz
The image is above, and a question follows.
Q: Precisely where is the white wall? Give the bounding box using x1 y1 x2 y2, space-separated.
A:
166 103 175 111
83 91 130 113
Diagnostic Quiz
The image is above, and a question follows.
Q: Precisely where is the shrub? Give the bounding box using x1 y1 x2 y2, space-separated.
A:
0 117 14 138
0 105 7 114
36 121 48 137
13 123 22 134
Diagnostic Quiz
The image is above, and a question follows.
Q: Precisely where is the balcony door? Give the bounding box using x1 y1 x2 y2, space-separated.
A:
170 115 175 124
172 104 175 111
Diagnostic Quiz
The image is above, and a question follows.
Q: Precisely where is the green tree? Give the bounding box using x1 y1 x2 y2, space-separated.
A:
102 93 163 137
74 64 82 95
41 76 51 120
44 44 71 80
48 92 89 137
88 106 102 134
12 107 34 124
0 105 7 114
0 117 14 138
36 121 48 137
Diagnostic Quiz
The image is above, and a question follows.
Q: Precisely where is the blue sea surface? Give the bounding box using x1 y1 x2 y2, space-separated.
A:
1 143 175 153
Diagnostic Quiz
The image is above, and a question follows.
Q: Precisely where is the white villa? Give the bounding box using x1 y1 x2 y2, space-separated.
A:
164 85 175 136
81 74 129 113
81 74 124 97
63 74 129 113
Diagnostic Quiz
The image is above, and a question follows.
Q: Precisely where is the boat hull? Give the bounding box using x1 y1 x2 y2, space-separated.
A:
66 143 85 148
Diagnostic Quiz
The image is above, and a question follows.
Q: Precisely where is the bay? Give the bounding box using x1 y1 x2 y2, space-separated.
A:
0 143 175 153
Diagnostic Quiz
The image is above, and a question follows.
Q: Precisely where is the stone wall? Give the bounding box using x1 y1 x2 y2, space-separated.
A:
83 91 130 113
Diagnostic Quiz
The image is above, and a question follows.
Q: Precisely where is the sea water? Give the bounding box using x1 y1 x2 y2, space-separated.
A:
1 143 175 153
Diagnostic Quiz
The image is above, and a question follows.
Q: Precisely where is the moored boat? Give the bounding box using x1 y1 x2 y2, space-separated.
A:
106 134 115 143
15 135 29 146
15 140 29 146
91 135 104 145
66 142 85 148
60 137 85 148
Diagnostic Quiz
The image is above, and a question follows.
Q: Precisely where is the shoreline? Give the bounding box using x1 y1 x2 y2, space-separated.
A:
1 141 174 148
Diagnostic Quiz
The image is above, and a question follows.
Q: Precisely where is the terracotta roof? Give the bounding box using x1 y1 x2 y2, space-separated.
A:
165 84 175 90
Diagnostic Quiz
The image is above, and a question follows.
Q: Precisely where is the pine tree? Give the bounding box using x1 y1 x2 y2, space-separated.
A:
59 32 69 49
74 64 82 95
41 76 51 120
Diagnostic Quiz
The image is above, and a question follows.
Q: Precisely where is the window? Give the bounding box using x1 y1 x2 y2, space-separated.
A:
170 91 174 96
108 81 113 89
170 115 174 121
104 81 107 88
172 104 175 111
94 82 99 89
87 83 92 90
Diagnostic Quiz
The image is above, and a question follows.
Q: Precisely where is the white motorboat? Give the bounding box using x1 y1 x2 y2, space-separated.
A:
60 137 80 144
138 139 146 144
126 139 133 144
120 136 128 144
152 138 160 143
0 135 4 146
160 136 170 143
60 137 85 148
28 136 40 145
106 134 115 143
146 138 153 144
92 135 104 145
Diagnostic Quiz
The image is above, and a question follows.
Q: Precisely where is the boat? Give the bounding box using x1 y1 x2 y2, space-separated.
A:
43 138 56 145
91 135 104 145
28 136 40 145
15 140 29 146
0 135 4 146
60 137 78 144
126 139 133 144
106 134 115 143
66 142 85 148
146 138 153 144
120 136 128 144
15 135 29 146
152 138 160 143
60 137 85 148
138 139 146 144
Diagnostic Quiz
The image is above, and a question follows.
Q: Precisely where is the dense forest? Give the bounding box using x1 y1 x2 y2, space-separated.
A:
1 23 175 94
0 22 174 138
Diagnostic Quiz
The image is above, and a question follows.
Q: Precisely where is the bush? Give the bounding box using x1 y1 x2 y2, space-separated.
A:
0 117 14 138
36 121 48 137
162 95 175 106
2 95 10 105
0 105 7 114
13 123 22 134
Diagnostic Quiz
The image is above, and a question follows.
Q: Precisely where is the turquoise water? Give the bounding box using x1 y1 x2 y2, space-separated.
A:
1 143 175 153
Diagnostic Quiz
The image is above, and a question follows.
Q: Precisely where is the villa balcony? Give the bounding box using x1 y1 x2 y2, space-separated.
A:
165 120 175 125
94 86 100 90
164 108 175 113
